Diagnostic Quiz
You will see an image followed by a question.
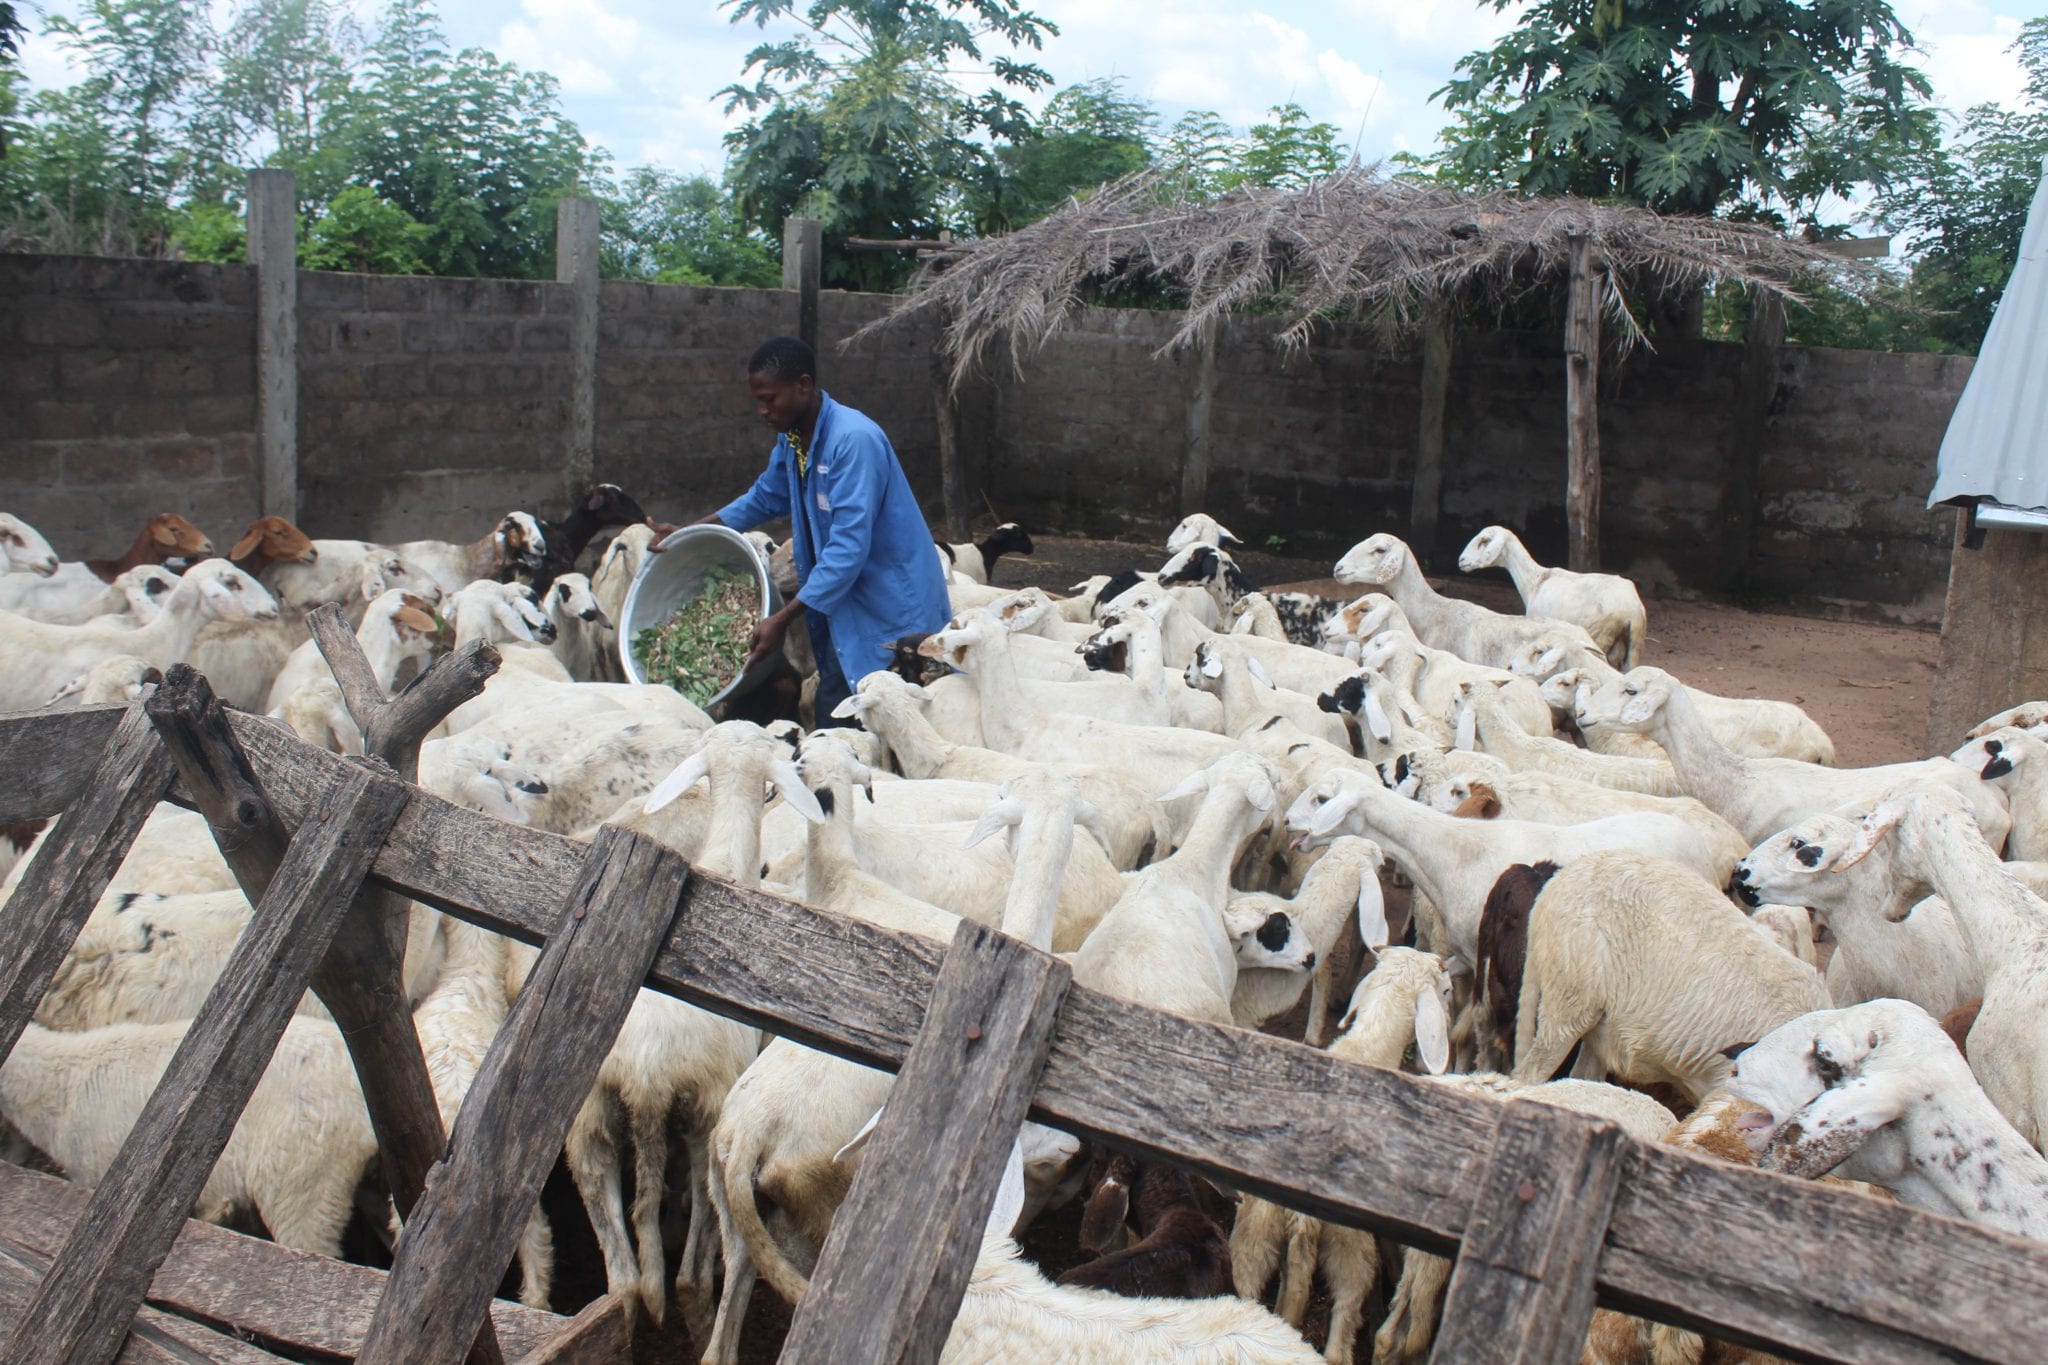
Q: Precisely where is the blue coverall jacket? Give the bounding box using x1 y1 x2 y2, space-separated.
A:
716 392 952 688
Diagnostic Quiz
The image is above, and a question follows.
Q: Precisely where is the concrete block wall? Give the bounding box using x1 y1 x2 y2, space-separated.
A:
0 255 259 559
296 271 576 543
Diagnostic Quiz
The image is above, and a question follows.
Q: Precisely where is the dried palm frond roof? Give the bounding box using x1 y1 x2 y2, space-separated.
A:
856 166 1870 388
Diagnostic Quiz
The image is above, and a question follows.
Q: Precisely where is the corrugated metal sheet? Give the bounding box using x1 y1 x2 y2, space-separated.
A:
1929 156 2048 513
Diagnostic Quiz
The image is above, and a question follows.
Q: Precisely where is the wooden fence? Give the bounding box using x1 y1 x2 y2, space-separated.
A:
0 620 2044 1364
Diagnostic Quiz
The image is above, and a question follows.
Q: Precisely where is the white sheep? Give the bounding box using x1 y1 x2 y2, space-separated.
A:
0 558 278 712
1732 810 1982 1018
538 572 612 681
1579 667 2009 847
1183 637 1350 750
263 588 442 715
1513 642 1836 765
1166 513 1241 554
1509 851 1830 1099
1827 781 2048 1149
1332 533 1600 671
0 513 60 579
31 563 180 629
1409 763 1746 871
1350 628 1551 736
1232 948 1448 1364
388 511 549 598
1080 604 1227 733
1749 903 1817 967
1951 726 2048 860
1453 680 1680 796
258 540 441 628
1727 999 2048 1239
44 652 162 709
1229 837 1388 1042
0 514 212 621
1288 767 1741 966
1458 525 1647 669
0 1017 376 1256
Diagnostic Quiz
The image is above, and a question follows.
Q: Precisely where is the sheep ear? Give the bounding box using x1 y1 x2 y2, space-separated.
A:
1161 769 1211 803
1245 656 1275 688
833 1106 885 1165
1758 1080 1895 1178
1833 805 1901 871
1199 647 1223 679
1244 774 1277 815
1618 683 1663 725
1453 699 1478 751
830 695 867 720
1414 990 1451 1075
229 526 263 561
983 1137 1028 1243
1361 687 1393 744
1306 790 1357 839
1075 800 1109 850
964 799 1021 850
771 760 827 823
1077 1166 1132 1254
1357 872 1389 949
642 749 711 813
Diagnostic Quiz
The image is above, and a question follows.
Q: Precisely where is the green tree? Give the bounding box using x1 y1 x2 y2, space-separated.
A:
719 0 1059 288
968 77 1153 231
0 71 141 251
206 0 360 180
169 198 245 260
1870 18 2048 352
300 184 429 272
599 167 780 286
1435 0 1934 221
1237 102 1344 190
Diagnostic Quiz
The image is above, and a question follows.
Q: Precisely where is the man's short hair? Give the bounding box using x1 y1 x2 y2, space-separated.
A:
749 336 816 384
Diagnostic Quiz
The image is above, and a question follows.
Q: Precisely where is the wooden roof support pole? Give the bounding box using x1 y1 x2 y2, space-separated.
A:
1411 306 1453 569
0 701 174 1065
1430 1098 1624 1364
356 826 690 1365
1179 318 1218 520
3 673 410 1365
780 919 1072 1364
1564 234 1603 573
1717 288 1787 595
934 321 972 544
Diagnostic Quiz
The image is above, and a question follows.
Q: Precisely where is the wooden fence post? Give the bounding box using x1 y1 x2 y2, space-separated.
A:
780 920 1072 1364
1564 234 1603 573
1411 307 1453 567
933 324 972 543
355 826 690 1365
1430 1099 1625 1365
1 756 409 1365
0 702 174 1064
1717 287 1786 595
248 167 298 524
1179 320 1218 520
784 217 823 354
556 196 600 504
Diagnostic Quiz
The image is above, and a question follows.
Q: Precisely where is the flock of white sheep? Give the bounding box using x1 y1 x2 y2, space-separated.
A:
2 492 2047 1364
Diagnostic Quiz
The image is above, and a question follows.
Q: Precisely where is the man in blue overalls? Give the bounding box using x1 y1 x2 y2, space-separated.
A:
696 336 952 724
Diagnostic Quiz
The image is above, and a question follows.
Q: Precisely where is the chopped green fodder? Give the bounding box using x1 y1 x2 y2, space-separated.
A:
633 567 760 705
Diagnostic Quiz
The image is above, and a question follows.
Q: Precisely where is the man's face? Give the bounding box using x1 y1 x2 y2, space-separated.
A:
749 370 814 432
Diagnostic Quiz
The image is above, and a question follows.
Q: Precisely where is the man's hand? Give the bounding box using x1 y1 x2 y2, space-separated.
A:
644 512 717 553
748 598 805 668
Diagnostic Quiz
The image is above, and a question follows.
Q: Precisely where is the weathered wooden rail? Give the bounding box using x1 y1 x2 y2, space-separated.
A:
1 655 2046 1364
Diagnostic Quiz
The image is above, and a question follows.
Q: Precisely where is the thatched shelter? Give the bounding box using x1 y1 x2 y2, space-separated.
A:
858 167 1867 570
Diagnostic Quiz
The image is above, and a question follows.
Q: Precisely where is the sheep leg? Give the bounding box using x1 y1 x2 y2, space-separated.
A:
675 1130 718 1325
516 1206 555 1312
1227 1198 1285 1301
1320 1228 1378 1365
565 1093 640 1306
702 1153 756 1365
1276 1215 1319 1329
629 1096 672 1325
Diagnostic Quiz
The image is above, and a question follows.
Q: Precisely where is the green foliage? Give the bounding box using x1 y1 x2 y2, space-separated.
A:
969 78 1153 232
300 184 428 273
1434 0 1936 220
170 199 245 260
719 0 1058 289
598 167 780 286
1868 18 2048 353
1153 103 1346 199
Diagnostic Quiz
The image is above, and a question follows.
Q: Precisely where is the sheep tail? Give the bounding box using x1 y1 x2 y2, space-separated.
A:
723 1152 813 1306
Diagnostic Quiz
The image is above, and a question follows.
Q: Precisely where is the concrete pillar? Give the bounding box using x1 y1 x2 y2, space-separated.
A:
1410 308 1452 568
247 169 298 522
1927 514 2048 751
1178 321 1217 519
782 217 822 353
556 197 601 501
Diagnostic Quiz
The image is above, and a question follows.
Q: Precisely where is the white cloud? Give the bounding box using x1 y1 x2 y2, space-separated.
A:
1903 3 2028 114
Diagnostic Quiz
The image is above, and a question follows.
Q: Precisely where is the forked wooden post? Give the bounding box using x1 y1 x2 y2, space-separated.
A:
1 754 409 1365
1430 1098 1625 1364
0 702 174 1064
781 919 1073 1365
1563 233 1603 574
355 826 691 1365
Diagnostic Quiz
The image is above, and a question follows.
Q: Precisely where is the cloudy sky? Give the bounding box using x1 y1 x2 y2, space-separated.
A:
15 0 2044 207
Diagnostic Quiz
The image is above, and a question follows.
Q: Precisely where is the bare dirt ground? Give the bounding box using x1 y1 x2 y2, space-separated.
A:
1006 534 1939 767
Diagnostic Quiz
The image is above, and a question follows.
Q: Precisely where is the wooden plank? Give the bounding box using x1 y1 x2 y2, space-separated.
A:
1 762 408 1365
782 920 1073 1365
1410 307 1452 566
0 703 175 1064
1563 233 1602 573
213 717 2048 1361
0 1238 285 1365
0 704 127 824
0 1163 562 1360
512 1295 630 1365
20 712 2029 1363
1431 1099 1625 1365
356 826 690 1365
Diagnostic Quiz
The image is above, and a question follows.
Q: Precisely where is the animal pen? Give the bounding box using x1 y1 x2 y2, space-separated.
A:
0 617 2044 1365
